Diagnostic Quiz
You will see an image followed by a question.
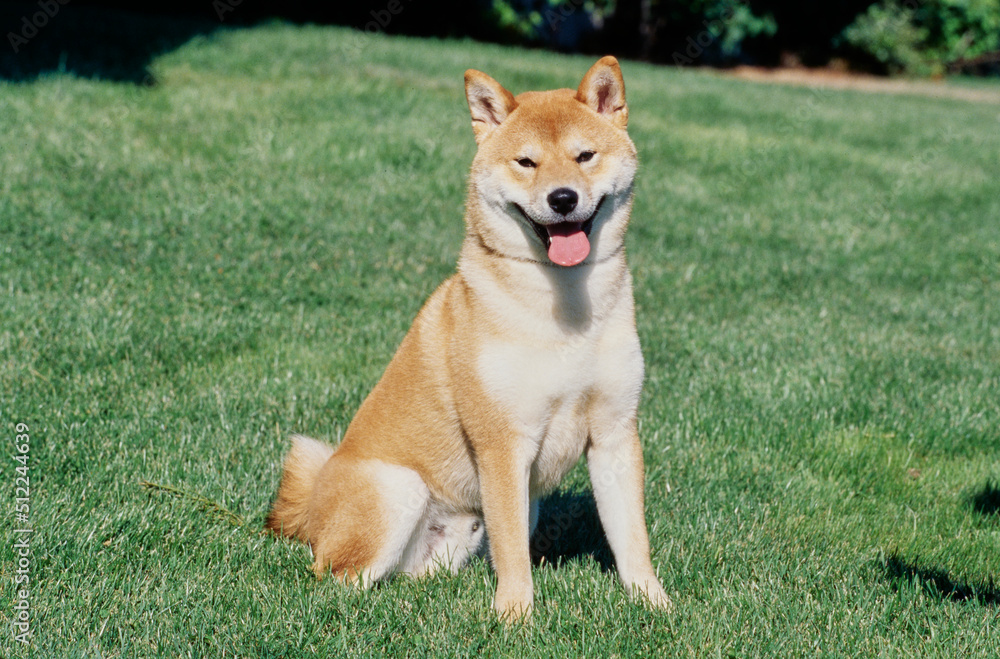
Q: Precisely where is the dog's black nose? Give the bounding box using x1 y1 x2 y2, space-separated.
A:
547 188 578 216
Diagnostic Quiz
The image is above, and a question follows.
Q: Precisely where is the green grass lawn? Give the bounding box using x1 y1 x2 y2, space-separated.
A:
2 21 999 657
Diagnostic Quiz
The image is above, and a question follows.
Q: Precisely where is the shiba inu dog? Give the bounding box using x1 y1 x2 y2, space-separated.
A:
267 56 670 618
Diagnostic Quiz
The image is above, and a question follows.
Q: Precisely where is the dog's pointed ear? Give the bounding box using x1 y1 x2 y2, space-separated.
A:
577 56 628 129
465 69 517 144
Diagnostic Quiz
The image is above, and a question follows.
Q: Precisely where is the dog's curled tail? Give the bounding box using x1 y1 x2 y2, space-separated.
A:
265 434 335 539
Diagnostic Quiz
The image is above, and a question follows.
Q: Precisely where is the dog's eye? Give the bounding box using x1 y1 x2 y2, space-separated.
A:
471 521 480 532
516 158 536 168
576 150 595 163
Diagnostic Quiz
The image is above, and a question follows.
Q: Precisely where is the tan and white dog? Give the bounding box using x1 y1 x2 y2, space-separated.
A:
267 56 669 618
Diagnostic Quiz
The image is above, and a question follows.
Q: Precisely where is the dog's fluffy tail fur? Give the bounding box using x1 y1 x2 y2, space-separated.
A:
266 435 335 539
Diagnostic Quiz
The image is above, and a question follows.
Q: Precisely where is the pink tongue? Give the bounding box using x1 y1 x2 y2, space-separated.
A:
546 222 590 266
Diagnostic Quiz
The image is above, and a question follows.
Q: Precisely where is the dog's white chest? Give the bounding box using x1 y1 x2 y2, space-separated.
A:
478 338 594 421
478 338 594 490
476 316 642 494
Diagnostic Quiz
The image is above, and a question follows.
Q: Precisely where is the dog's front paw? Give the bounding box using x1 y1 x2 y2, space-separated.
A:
630 577 673 611
493 585 533 622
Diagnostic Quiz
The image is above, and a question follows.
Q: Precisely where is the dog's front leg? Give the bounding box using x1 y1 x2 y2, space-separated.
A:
476 443 533 620
587 420 671 610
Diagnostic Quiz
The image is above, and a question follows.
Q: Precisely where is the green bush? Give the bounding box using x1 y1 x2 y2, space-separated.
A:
842 0 1000 75
842 2 931 74
919 0 1000 64
490 1 775 62
682 0 778 58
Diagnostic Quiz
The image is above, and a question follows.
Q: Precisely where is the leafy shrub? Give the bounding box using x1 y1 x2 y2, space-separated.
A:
690 0 779 59
491 1 775 63
842 0 1000 75
842 2 931 74
489 0 615 47
919 0 1000 64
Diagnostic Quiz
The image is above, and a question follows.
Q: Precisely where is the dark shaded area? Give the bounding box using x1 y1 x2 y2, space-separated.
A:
1 3 220 83
883 554 999 607
953 53 1000 77
970 480 1000 517
0 0 896 84
0 1 500 83
4 1 997 84
748 1 875 66
603 0 875 67
530 490 614 572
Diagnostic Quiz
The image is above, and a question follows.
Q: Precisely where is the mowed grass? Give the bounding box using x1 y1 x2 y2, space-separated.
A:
2 22 999 656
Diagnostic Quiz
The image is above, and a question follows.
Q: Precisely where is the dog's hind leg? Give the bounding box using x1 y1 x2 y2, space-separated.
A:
402 510 487 577
307 456 430 585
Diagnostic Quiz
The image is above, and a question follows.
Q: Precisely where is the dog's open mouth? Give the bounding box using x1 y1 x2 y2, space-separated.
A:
515 196 605 267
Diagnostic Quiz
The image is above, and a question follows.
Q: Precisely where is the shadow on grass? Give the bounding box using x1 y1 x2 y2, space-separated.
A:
969 480 1000 517
1 2 494 84
530 490 614 572
882 554 999 608
1 4 224 84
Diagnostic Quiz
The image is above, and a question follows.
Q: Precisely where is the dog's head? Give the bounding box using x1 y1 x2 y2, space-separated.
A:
463 57 637 268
